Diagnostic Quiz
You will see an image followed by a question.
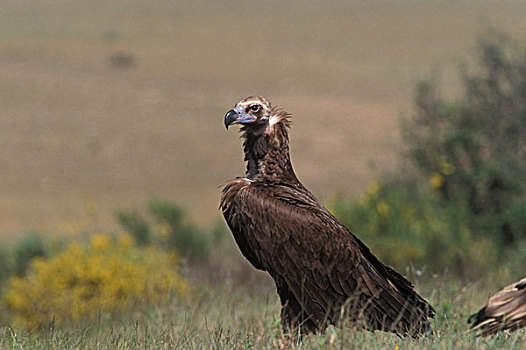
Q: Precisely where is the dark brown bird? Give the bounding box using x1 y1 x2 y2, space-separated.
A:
468 277 526 336
220 96 434 337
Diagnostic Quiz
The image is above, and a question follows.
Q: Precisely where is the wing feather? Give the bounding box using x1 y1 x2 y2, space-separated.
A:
469 277 526 336
223 181 433 335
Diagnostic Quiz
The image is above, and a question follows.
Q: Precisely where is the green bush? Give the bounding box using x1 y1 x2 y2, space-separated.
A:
149 200 210 263
331 31 525 276
0 234 47 286
148 200 184 231
116 210 152 246
13 233 46 277
0 248 12 285
331 179 498 277
402 31 526 246
116 200 210 263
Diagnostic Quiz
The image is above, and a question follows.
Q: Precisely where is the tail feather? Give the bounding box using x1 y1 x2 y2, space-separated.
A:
355 235 435 337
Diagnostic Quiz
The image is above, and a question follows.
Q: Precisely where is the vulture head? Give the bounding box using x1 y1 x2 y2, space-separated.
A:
224 96 294 181
224 96 272 133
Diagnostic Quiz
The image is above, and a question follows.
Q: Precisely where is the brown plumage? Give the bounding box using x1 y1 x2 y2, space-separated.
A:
468 277 526 336
221 96 434 337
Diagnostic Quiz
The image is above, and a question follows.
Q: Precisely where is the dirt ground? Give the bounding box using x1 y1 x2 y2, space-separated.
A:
1 0 526 235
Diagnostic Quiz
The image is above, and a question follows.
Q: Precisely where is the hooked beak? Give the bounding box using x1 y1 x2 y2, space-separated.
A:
224 106 257 129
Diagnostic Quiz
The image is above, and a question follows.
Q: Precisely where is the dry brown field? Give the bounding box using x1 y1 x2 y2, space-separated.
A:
1 0 526 236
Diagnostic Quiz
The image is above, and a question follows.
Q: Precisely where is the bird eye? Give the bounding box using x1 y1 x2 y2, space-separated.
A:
249 104 261 112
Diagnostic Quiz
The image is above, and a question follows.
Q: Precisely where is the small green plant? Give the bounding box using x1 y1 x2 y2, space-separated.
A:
116 210 152 246
148 200 184 230
109 52 135 67
149 200 210 263
13 233 46 277
116 200 211 263
0 248 12 285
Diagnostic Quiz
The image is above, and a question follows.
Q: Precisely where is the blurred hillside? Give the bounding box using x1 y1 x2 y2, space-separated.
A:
1 0 526 234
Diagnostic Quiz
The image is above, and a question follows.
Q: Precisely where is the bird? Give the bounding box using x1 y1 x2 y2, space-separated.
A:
468 277 526 336
220 96 434 337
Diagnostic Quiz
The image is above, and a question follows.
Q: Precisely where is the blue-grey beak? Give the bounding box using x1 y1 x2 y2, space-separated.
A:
224 106 257 129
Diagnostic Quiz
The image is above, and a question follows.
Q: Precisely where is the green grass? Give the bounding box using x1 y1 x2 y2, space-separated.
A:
1 271 524 349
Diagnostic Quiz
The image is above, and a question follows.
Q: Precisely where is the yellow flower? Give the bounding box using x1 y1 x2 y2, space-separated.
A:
59 219 89 236
359 194 370 207
156 224 171 238
91 233 111 251
367 181 381 196
329 332 336 347
168 252 179 266
376 201 389 215
117 234 133 249
436 156 455 175
2 235 189 328
441 162 455 176
85 197 98 217
430 173 444 189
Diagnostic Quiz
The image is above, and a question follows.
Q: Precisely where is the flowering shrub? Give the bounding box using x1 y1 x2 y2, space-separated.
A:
2 233 189 328
332 32 526 276
332 179 498 276
402 32 526 245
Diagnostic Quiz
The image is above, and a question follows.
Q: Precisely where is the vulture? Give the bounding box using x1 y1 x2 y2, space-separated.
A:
468 277 526 336
220 96 434 337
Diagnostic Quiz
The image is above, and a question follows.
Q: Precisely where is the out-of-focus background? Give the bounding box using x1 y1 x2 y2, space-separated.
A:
1 0 525 234
1 1 525 346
